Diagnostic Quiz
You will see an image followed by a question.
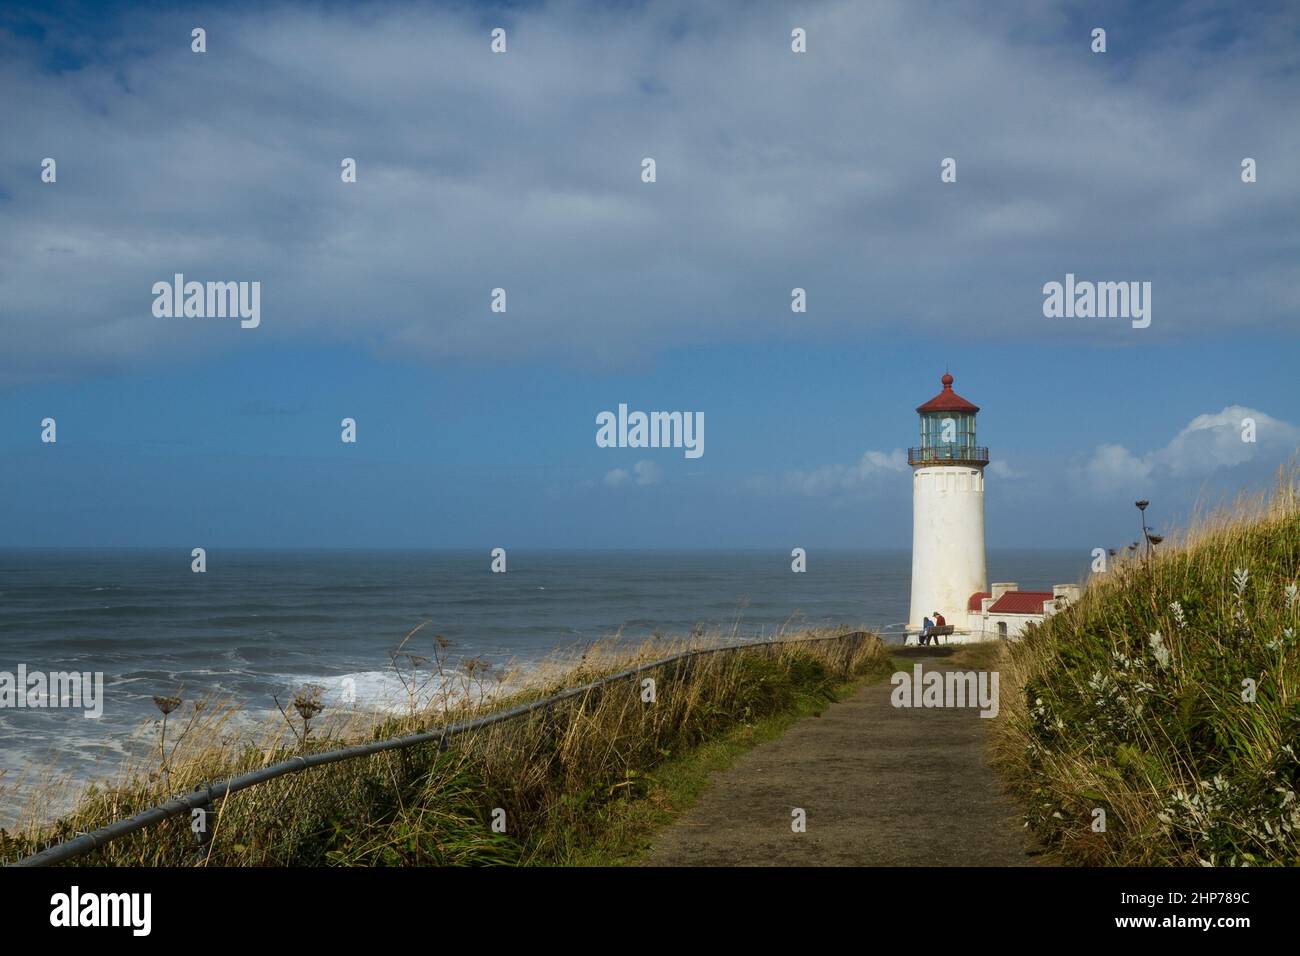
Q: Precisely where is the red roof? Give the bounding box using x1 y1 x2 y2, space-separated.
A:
987 591 1055 615
916 372 980 414
967 591 991 611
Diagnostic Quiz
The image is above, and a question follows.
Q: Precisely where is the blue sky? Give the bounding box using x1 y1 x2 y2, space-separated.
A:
1 0 1297 549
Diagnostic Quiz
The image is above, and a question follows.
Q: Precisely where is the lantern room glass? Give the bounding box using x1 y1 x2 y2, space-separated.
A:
919 411 977 459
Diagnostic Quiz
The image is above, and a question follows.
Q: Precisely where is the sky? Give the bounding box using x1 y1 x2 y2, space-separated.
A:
0 0 1297 550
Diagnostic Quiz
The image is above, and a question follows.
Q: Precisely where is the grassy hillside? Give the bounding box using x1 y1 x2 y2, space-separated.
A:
995 472 1300 866
1 628 890 866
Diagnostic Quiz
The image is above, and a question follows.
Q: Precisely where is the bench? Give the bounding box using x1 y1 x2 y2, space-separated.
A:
916 624 955 645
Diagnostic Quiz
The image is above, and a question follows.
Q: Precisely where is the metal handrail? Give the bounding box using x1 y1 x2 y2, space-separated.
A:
12 631 869 866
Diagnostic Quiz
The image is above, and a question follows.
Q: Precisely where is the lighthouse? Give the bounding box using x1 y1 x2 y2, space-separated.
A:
907 373 989 638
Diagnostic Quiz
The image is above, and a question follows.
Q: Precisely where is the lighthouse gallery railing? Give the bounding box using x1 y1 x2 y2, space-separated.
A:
907 446 989 465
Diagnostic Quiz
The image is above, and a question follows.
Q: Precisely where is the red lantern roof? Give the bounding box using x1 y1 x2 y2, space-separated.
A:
916 372 980 414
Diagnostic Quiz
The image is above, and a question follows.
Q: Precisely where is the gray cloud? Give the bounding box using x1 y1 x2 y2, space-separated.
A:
2 0 1298 385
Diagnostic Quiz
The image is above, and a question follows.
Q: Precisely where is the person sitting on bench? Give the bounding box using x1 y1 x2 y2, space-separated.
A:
932 611 946 644
920 615 934 645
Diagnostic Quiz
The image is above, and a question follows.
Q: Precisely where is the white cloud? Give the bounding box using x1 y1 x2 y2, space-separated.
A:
602 460 662 488
753 448 908 497
1080 443 1155 491
633 460 663 486
1079 406 1298 494
987 459 1024 480
1158 407 1297 477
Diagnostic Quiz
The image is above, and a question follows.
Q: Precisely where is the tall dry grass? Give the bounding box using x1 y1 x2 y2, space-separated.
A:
994 468 1300 865
1 625 888 866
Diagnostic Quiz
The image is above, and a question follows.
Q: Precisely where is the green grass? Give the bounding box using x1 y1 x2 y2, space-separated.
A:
993 471 1300 866
558 658 892 866
1 628 891 867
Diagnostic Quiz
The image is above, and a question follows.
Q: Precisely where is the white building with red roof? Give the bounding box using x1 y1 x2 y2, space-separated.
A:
965 582 1081 639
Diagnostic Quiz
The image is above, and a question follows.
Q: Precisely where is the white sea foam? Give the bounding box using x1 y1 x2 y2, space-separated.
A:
269 666 523 715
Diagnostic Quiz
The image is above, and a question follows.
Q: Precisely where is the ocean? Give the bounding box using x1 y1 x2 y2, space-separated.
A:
0 548 1087 817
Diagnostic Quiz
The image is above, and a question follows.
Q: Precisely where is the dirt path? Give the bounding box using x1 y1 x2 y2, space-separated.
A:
640 649 1042 866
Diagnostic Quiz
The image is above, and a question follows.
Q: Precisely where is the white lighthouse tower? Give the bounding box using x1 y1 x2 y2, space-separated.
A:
907 372 988 639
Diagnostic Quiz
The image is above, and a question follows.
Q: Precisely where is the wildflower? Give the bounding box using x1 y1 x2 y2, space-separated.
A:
1286 583 1298 609
1233 568 1251 627
1149 631 1171 669
1169 601 1186 629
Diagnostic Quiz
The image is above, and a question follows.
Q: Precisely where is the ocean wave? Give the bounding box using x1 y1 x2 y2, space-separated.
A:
267 664 526 716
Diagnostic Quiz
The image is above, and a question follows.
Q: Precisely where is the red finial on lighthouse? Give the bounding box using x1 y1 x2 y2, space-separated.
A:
941 372 954 388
